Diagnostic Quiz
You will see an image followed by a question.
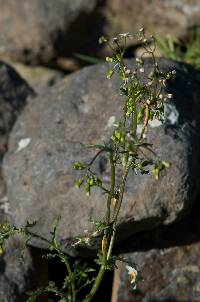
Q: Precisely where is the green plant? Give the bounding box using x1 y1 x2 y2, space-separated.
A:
184 27 200 69
156 27 200 70
155 34 182 61
0 30 175 302
73 53 104 65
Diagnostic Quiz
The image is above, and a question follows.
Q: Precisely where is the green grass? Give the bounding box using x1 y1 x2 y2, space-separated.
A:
156 28 200 70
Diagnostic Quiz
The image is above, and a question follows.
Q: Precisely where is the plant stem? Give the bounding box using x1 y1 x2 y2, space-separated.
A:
58 253 76 302
64 259 76 302
140 104 149 139
112 157 132 222
26 230 51 245
88 149 104 166
107 225 116 260
106 157 132 261
83 266 106 302
132 100 138 137
83 153 115 302
105 153 115 224
84 157 132 302
84 158 132 302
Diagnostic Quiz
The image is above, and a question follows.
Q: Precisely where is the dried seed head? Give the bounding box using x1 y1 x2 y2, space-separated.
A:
167 93 173 99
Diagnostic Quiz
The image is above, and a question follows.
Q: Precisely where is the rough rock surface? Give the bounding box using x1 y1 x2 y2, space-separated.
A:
112 242 200 302
0 61 34 157
0 236 43 302
0 61 36 300
9 62 65 94
3 59 200 255
0 61 34 216
101 0 200 42
0 0 98 65
112 200 200 301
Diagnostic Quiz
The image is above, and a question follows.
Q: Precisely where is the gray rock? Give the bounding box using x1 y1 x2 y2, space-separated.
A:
3 59 200 255
8 62 65 95
0 61 34 157
0 236 41 302
0 61 34 214
112 200 200 301
101 0 200 43
0 0 98 65
112 243 200 302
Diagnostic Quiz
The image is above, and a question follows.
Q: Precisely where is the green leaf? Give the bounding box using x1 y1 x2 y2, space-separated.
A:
152 160 170 180
137 106 145 123
73 53 104 64
120 86 128 96
162 160 170 168
88 177 94 186
106 56 113 62
73 162 85 170
119 69 126 81
84 183 91 196
107 69 114 79
76 178 84 188
111 130 125 143
116 53 123 61
48 281 56 288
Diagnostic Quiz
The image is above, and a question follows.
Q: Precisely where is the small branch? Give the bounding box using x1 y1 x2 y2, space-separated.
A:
88 149 104 166
25 230 51 245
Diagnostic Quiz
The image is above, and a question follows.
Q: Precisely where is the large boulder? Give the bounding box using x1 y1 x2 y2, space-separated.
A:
0 61 34 158
0 61 34 213
112 242 200 301
3 58 200 255
0 62 35 300
100 0 200 42
0 0 98 65
0 236 47 302
10 62 65 94
111 201 200 301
